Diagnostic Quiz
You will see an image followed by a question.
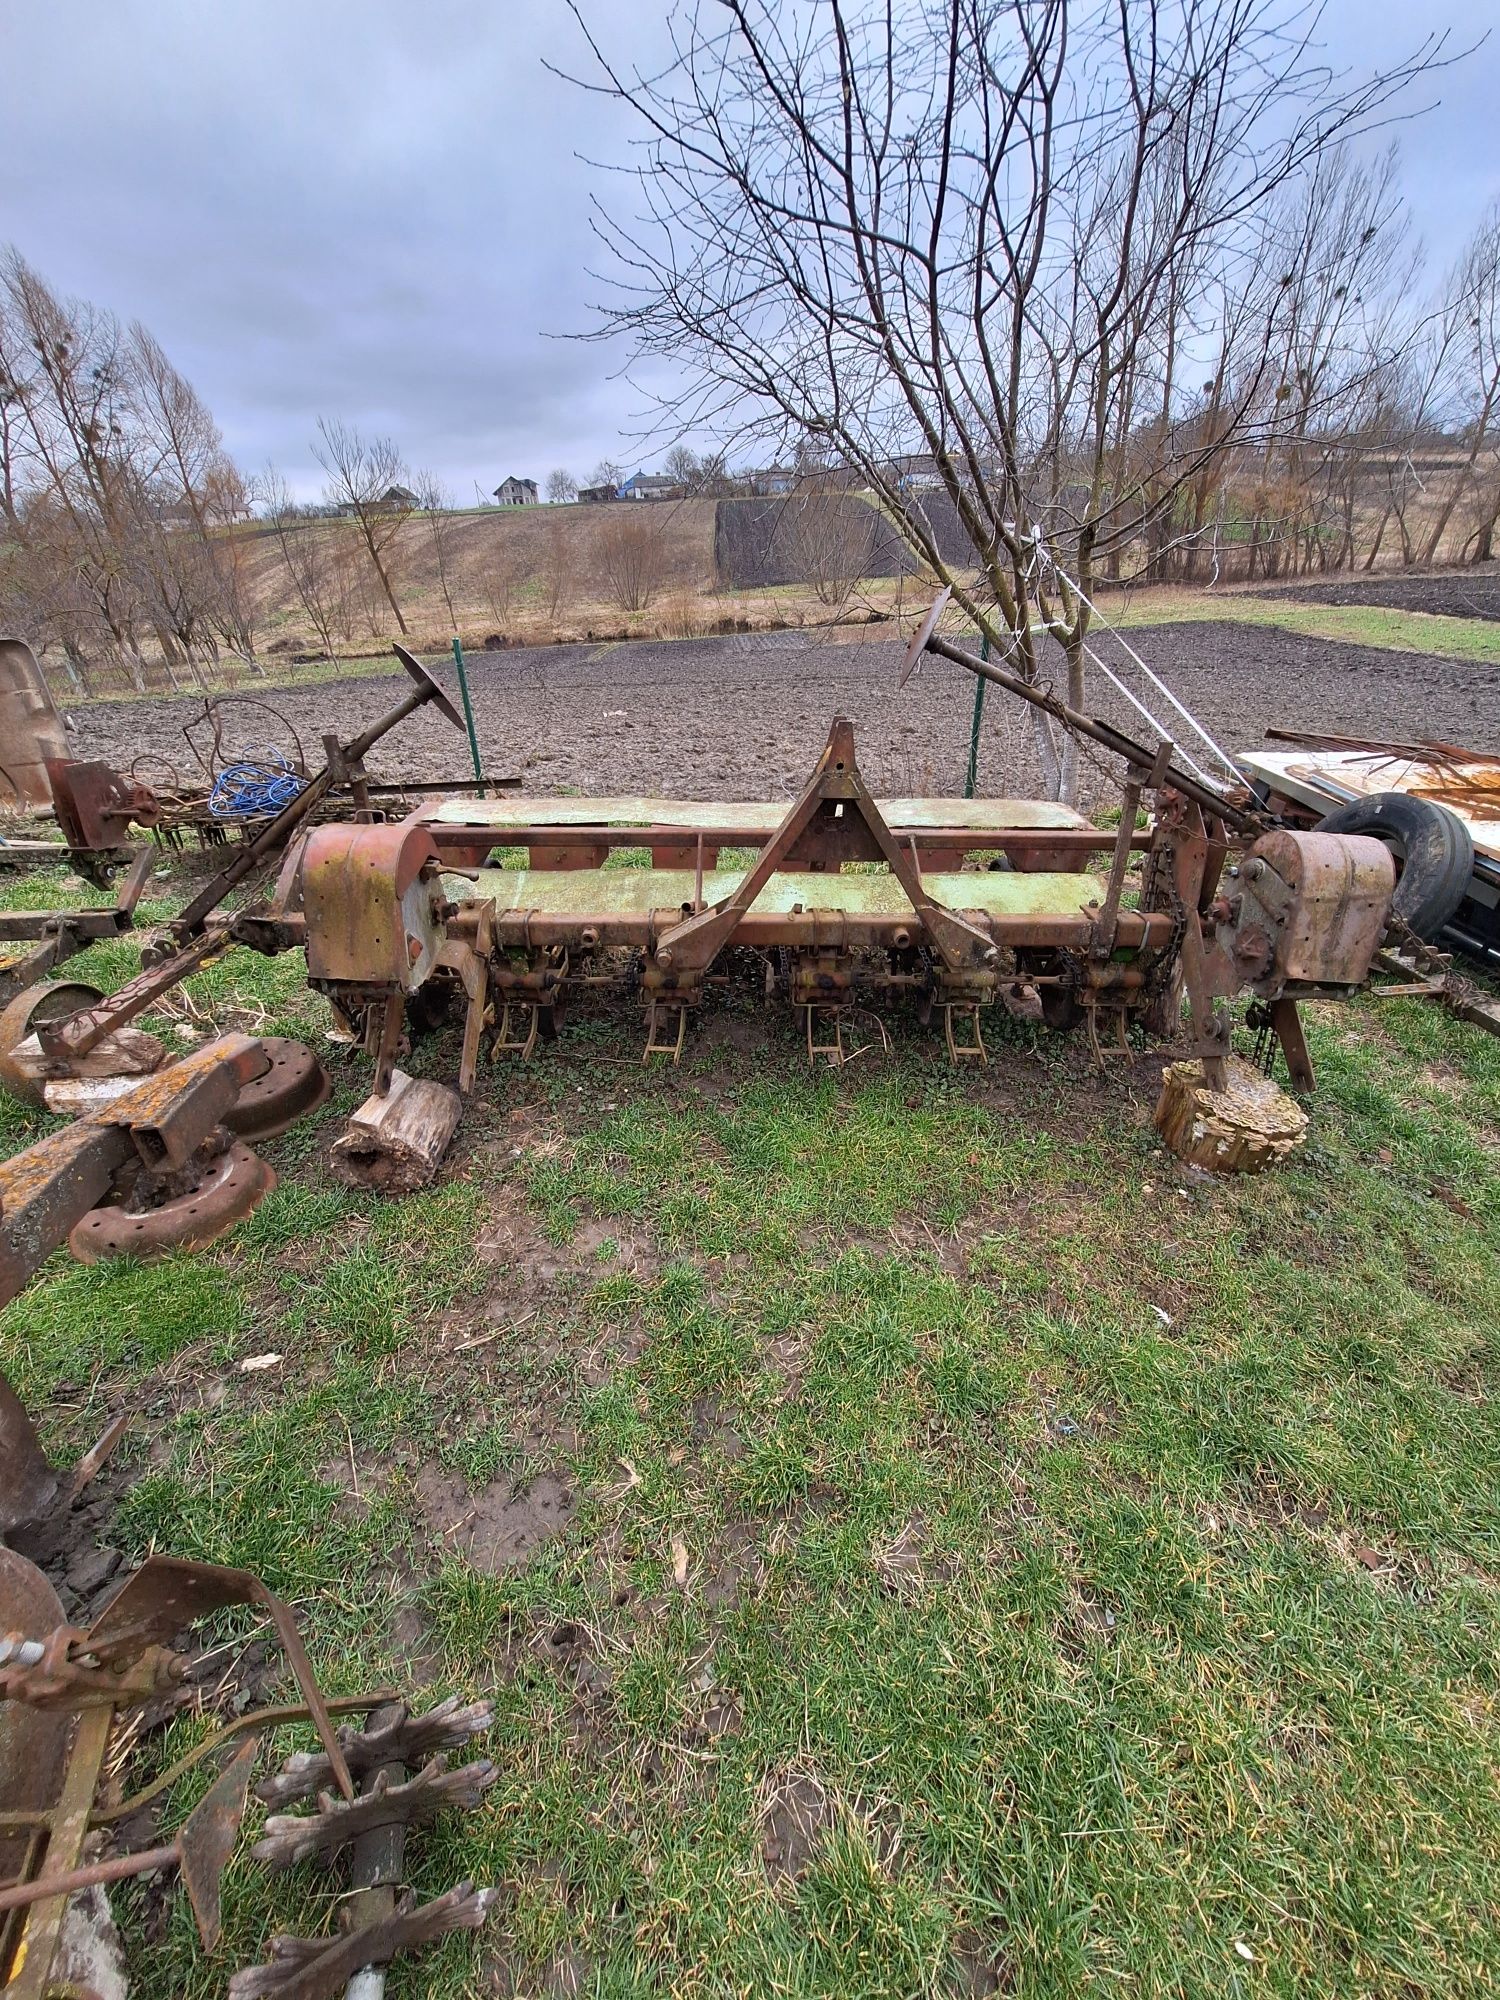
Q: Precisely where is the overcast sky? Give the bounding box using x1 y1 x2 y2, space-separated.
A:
3 0 1495 501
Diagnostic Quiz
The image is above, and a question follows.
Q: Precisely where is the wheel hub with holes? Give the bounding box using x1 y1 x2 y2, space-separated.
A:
222 1036 331 1141
68 1137 275 1263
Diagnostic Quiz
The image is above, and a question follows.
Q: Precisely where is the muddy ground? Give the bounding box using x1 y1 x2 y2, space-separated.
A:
69 618 1499 813
1263 563 1500 623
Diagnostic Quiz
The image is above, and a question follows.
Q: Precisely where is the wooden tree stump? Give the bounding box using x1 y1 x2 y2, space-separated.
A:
1153 1054 1308 1174
330 1069 463 1192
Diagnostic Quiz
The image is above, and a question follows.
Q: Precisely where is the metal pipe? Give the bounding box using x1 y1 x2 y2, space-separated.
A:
0 1840 181 1915
921 630 1265 834
964 633 989 798
450 638 486 794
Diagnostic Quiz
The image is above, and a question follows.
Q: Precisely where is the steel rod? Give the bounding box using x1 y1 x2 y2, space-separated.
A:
921 632 1263 834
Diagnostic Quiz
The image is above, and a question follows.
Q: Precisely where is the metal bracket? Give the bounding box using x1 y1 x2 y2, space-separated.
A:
943 1002 988 1063
494 1001 540 1060
805 1005 849 1066
643 998 689 1064
647 717 998 993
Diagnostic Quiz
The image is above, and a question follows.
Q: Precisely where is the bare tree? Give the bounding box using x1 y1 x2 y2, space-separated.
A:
0 250 261 688
777 493 876 609
564 3 1449 798
1418 204 1500 564
415 470 463 629
597 506 668 612
313 416 412 633
261 466 341 660
546 467 578 503
662 444 701 492
588 457 622 494
125 322 258 662
541 508 571 625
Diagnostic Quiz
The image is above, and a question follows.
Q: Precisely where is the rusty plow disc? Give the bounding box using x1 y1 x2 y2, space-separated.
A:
0 980 105 1106
223 1036 331 1141
68 1139 275 1263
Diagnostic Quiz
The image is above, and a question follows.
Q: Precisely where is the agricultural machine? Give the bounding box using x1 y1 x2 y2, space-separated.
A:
279 598 1395 1121
0 597 1464 1205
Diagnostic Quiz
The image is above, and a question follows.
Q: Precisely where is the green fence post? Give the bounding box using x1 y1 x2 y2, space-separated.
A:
450 636 486 793
963 631 990 799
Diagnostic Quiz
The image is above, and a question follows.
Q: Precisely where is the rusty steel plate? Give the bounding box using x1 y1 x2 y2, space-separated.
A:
68 1142 275 1264
0 1377 60 1541
428 792 1088 831
473 864 1108 919
0 1550 71 1892
223 1038 331 1142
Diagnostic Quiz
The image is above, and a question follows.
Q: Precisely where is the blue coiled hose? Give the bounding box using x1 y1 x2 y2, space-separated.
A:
209 751 307 820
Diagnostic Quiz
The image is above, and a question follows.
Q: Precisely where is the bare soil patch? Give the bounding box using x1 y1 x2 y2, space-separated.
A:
68 618 1500 811
1261 563 1500 623
415 1464 577 1575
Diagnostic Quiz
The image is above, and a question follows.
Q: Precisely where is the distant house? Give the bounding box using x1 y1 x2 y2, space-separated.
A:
745 467 796 496
156 492 252 530
376 484 419 511
493 477 538 507
577 483 618 504
619 471 678 502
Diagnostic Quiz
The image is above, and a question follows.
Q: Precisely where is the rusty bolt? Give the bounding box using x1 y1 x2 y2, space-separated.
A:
656 949 673 968
892 927 911 949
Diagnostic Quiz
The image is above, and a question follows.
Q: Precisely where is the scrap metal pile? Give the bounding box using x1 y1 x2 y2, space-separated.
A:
0 1357 499 1999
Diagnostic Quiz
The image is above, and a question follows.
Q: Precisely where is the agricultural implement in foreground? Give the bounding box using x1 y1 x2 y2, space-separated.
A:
0 598 1423 1195
251 593 1395 1178
0 1049 498 1993
0 1537 497 1999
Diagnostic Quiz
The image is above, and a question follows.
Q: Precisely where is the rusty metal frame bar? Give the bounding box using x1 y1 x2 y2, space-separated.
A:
426 820 1146 867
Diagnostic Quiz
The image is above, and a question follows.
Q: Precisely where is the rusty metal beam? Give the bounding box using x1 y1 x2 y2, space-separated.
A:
0 1034 268 1305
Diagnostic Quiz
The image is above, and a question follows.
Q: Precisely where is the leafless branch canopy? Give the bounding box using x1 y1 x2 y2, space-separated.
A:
565 0 1455 795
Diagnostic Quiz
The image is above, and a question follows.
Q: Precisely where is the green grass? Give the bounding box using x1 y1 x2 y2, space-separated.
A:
1 855 1498 1996
1109 590 1500 665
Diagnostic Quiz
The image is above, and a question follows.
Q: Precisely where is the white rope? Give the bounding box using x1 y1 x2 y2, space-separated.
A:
1033 541 1242 780
1081 644 1219 788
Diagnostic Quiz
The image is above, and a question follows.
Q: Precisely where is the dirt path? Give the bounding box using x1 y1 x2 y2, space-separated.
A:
68 619 1500 811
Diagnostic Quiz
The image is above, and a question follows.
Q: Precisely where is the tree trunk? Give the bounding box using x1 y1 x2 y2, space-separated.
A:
361 528 408 635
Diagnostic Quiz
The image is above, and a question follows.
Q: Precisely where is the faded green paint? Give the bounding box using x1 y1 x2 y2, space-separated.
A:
430 794 1089 832
463 866 1106 918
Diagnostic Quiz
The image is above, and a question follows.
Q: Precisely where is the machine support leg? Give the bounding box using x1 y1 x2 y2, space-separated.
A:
1270 996 1315 1095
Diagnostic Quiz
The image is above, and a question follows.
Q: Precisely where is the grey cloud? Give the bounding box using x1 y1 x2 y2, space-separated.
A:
3 0 1495 498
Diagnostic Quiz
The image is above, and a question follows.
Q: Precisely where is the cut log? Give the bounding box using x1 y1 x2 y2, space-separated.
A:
1153 1054 1308 1174
329 1069 462 1193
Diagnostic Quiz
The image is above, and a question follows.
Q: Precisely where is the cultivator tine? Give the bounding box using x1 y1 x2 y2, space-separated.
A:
227 1881 500 2000
177 1737 259 1950
494 999 540 1060
251 1755 497 1872
805 1004 848 1066
943 1003 988 1063
254 1696 494 1809
642 998 688 1063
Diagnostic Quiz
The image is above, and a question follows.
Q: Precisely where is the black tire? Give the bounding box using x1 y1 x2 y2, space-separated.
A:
1315 791 1473 943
